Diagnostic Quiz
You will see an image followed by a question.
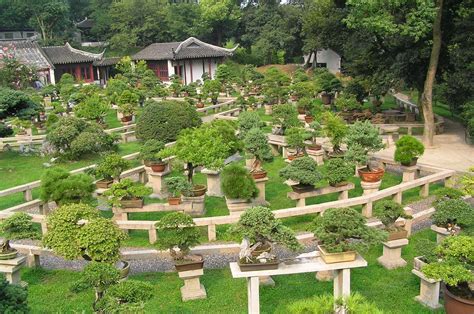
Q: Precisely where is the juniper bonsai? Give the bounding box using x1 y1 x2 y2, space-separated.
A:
374 200 412 231
279 157 322 186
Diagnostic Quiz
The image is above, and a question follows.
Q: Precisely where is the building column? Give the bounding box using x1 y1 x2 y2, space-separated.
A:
49 68 56 85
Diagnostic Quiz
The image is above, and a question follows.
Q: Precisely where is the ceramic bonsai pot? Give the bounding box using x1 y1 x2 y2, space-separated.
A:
190 185 207 197
401 157 418 167
288 152 305 161
318 245 356 264
304 115 314 123
0 249 18 260
387 229 408 241
306 144 322 151
196 103 205 108
121 115 133 123
291 184 314 193
150 161 167 173
96 179 114 189
168 197 181 205
175 255 204 272
443 284 474 314
251 170 267 180
321 94 332 105
358 167 385 183
120 198 144 208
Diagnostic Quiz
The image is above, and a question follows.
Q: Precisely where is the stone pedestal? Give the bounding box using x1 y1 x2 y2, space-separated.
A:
361 180 382 196
259 275 275 286
254 177 269 206
178 268 207 301
182 195 205 216
430 225 451 244
264 105 273 115
412 269 441 309
202 168 223 197
315 270 334 281
383 126 399 148
402 165 418 182
0 255 26 285
306 149 324 166
146 166 170 198
226 198 251 215
377 239 409 269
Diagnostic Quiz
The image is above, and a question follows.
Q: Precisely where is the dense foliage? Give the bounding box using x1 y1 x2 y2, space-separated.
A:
279 156 321 186
345 120 384 167
394 135 425 165
374 200 411 231
325 158 354 186
0 87 41 120
104 179 152 207
221 163 258 200
432 199 474 228
0 212 40 240
93 153 130 181
238 111 263 139
243 127 273 172
0 275 29 313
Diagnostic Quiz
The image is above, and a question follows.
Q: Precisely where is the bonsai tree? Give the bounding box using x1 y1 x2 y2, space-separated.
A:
288 293 382 314
202 79 222 105
139 139 165 166
325 158 354 187
272 103 301 135
105 77 128 105
414 238 439 266
344 79 368 103
93 153 131 183
10 118 32 135
0 275 29 313
74 95 109 124
279 157 322 190
164 176 191 203
394 135 425 166
460 166 474 196
169 74 183 97
40 167 95 206
155 212 201 261
117 90 140 118
104 179 152 208
313 207 386 253
0 212 40 241
221 163 259 200
230 206 301 264
43 203 127 263
432 199 474 230
286 127 308 157
374 200 412 234
321 111 348 155
334 95 362 112
432 187 464 205
243 128 273 176
315 70 342 103
236 95 248 111
422 236 474 306
291 82 315 100
238 111 263 139
263 67 290 104
95 280 153 313
307 121 323 149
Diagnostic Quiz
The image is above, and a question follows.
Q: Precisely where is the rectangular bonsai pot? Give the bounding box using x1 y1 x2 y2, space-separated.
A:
238 260 279 271
413 256 427 271
96 179 113 189
175 259 204 272
120 198 144 208
318 245 356 264
387 229 408 241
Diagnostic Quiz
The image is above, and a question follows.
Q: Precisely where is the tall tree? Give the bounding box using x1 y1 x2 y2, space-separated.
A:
200 0 240 45
28 0 71 43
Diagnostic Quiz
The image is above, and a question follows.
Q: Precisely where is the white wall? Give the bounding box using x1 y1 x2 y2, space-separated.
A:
315 49 341 74
173 58 221 84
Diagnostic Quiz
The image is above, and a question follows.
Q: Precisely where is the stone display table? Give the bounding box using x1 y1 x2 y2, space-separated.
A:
377 239 409 269
306 148 324 166
254 177 269 206
361 180 381 196
178 268 207 301
401 165 418 182
0 255 26 285
146 166 171 199
412 269 441 309
230 251 367 314
202 168 223 197
182 195 206 216
430 225 452 244
287 183 354 207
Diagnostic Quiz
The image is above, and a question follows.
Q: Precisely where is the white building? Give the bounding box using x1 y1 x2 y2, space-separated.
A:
304 48 341 74
132 37 237 84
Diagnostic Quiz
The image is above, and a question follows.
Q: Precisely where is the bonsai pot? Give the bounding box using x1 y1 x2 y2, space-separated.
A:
196 102 205 108
238 259 279 271
190 184 207 197
121 115 133 123
297 107 306 114
288 152 305 161
150 161 167 173
120 198 144 208
304 115 314 123
413 256 428 271
291 95 298 101
329 181 349 188
401 157 418 167
117 260 130 279
443 284 474 314
318 245 356 264
306 143 322 151
291 184 314 193
96 178 114 189
168 197 181 205
175 254 204 272
251 169 267 180
358 167 385 183
387 228 408 241
321 94 332 105
0 249 18 260
327 151 345 159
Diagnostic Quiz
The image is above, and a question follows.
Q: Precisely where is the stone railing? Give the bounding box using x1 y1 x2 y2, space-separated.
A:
393 93 419 116
196 98 236 115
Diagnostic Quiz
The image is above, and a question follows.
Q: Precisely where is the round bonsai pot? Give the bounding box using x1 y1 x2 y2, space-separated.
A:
288 152 305 161
251 169 267 180
168 197 181 205
291 184 314 193
121 115 132 123
117 260 130 279
0 249 18 260
401 157 418 167
95 178 114 189
175 254 204 272
120 198 144 208
443 284 474 314
329 181 349 187
150 161 167 173
304 115 314 123
196 102 205 108
358 167 385 182
190 184 207 197
306 143 322 151
297 107 306 114
387 228 408 241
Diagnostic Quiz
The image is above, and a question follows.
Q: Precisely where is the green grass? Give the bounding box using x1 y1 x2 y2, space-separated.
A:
22 229 443 313
103 109 123 129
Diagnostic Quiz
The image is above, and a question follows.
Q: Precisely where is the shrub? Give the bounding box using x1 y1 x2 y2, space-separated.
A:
96 280 153 313
139 139 165 162
279 157 321 186
0 212 40 240
164 176 191 198
104 179 152 207
204 119 241 153
345 120 384 168
414 239 438 264
344 79 368 103
0 87 42 120
221 163 258 200
313 207 386 253
325 158 354 186
244 128 273 172
432 187 464 204
238 111 263 138
39 167 95 205
69 128 117 159
74 95 109 122
432 199 474 228
0 274 29 313
43 203 127 263
135 100 201 143
272 103 301 134
321 111 347 153
93 154 130 181
288 293 382 314
0 123 13 137
334 95 361 111
286 127 308 154
155 212 201 260
374 200 412 231
230 206 301 251
394 135 425 165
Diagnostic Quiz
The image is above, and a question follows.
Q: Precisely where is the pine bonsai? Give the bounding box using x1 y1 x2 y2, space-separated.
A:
374 200 412 232
279 157 322 187
325 158 354 187
394 135 425 166
243 128 273 174
221 163 259 200
432 199 474 229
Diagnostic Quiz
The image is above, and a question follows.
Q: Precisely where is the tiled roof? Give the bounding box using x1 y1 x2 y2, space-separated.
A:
93 57 121 67
0 40 53 70
42 43 104 65
76 17 94 29
132 37 237 61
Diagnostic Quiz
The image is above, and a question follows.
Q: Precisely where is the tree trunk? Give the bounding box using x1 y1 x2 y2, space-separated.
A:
187 162 194 183
421 0 443 147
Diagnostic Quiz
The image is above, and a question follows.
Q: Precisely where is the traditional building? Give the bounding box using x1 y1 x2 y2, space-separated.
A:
133 37 237 84
304 48 342 74
0 28 40 41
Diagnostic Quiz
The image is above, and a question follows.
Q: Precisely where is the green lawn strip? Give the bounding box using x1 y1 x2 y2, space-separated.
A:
103 108 122 129
22 229 442 314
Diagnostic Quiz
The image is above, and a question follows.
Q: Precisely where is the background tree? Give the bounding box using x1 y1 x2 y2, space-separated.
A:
200 0 240 45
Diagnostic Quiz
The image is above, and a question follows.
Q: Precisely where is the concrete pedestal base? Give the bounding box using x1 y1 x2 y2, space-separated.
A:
146 166 170 199
361 180 382 196
306 149 324 166
412 269 441 309
430 225 451 244
254 177 269 206
202 169 223 197
315 270 334 281
226 198 251 215
402 166 418 182
377 239 409 269
0 256 26 285
178 269 207 301
182 195 206 216
259 276 275 286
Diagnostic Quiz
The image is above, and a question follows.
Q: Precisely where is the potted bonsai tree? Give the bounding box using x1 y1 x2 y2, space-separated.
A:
243 128 273 179
238 111 263 139
117 90 139 122
313 207 386 263
164 176 191 205
202 79 222 105
431 199 473 241
422 236 474 314
221 163 259 211
325 158 354 187
307 121 323 152
155 212 202 271
315 70 342 105
104 178 152 208
321 111 348 157
374 200 412 241
394 135 425 166
286 127 307 160
0 212 40 260
139 139 167 172
345 121 385 182
271 103 301 135
230 206 301 271
280 157 322 193
169 74 183 97
92 154 131 189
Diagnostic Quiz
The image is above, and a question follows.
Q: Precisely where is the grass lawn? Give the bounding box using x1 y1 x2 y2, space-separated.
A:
22 228 443 314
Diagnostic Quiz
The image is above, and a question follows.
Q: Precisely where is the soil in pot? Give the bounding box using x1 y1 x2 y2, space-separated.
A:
96 178 114 189
443 284 474 314
251 170 267 180
401 157 418 167
358 167 385 183
291 184 314 193
121 115 132 123
318 245 356 264
150 161 167 172
190 184 207 197
175 254 204 272
168 197 181 205
387 228 408 241
120 198 144 208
